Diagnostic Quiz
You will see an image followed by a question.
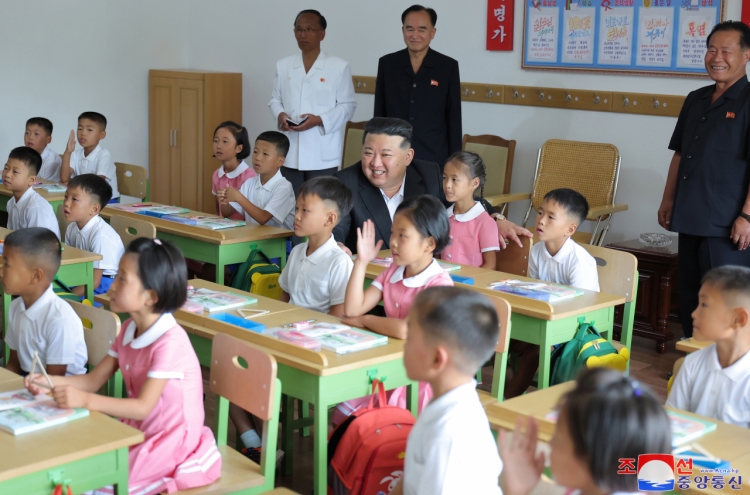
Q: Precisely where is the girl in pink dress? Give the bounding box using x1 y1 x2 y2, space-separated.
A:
212 121 256 220
26 238 221 495
440 151 500 269
336 195 453 423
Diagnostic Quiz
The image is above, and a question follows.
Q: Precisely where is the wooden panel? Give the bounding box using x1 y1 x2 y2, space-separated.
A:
503 86 613 112
149 77 175 205
351 75 376 94
459 82 505 104
175 79 204 211
615 92 684 118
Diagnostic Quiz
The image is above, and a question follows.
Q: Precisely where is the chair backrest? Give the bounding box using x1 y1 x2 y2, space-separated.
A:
211 333 278 421
110 214 157 248
531 139 620 213
115 162 148 200
56 204 70 239
67 300 121 367
462 134 516 198
490 296 512 353
580 244 638 303
495 236 532 277
341 121 366 169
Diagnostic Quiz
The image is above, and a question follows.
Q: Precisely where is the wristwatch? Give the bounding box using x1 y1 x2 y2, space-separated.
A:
494 214 506 221
741 212 750 223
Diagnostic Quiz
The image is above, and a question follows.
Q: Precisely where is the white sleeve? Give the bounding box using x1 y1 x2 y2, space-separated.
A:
568 256 600 292
90 234 122 272
269 61 286 120
43 317 84 366
329 256 354 306
319 62 357 136
26 203 60 240
95 150 117 187
279 255 292 293
666 354 695 411
5 304 19 352
263 182 296 227
69 151 81 177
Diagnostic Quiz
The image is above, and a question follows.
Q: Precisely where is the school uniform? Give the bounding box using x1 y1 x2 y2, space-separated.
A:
278 235 353 314
6 285 87 376
65 216 125 294
442 202 499 267
211 161 256 220
666 344 750 427
38 146 62 181
69 145 120 199
529 238 600 292
7 187 61 239
403 380 502 495
235 170 295 230
371 258 454 319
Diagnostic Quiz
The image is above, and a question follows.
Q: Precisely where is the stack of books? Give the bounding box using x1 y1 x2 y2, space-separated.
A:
268 323 388 354
0 389 89 435
182 288 257 313
489 280 583 302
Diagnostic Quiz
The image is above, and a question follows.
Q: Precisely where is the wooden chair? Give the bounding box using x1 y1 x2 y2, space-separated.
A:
56 204 70 239
67 300 123 397
110 214 157 248
115 162 149 201
477 296 512 405
580 244 638 375
489 139 627 246
496 236 532 277
462 134 523 216
341 121 366 169
174 333 281 495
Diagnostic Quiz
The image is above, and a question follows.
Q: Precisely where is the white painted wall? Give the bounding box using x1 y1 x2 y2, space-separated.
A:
187 0 742 242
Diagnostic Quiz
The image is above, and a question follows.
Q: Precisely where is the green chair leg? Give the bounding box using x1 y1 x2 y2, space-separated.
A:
491 351 509 401
299 399 311 437
281 394 295 476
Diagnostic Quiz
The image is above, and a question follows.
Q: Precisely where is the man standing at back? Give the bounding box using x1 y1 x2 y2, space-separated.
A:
374 5 461 169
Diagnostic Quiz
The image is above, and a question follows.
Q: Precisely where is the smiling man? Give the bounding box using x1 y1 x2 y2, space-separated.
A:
658 21 750 339
373 5 461 168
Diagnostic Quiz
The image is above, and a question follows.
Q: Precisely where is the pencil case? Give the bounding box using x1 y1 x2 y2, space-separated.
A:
209 313 266 333
450 274 475 285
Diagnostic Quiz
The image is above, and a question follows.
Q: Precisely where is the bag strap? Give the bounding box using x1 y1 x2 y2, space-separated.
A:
53 277 75 294
367 379 388 409
248 248 274 266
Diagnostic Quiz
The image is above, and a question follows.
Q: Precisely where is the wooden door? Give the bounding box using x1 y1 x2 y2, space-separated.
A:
149 77 177 204
174 79 204 211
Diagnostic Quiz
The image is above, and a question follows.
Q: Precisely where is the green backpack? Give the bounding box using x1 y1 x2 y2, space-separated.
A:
229 249 282 300
549 317 619 386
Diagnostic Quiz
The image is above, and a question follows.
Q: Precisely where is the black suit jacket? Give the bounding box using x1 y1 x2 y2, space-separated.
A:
373 48 462 167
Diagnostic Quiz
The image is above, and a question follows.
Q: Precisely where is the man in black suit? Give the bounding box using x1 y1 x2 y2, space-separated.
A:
373 5 461 168
333 117 531 254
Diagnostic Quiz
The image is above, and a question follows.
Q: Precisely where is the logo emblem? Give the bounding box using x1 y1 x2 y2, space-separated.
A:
431 79 439 86
638 454 675 491
727 112 736 119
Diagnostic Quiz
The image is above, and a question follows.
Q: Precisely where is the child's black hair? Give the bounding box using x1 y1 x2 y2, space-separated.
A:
26 117 53 136
78 112 107 131
8 146 42 175
214 121 251 161
702 265 750 303
126 238 187 313
5 227 62 278
67 174 113 210
256 131 290 158
543 188 589 225
394 194 451 255
446 150 487 199
412 287 498 374
559 367 672 493
298 176 353 224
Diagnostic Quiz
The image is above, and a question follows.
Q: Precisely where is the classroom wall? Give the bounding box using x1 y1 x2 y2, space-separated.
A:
188 0 742 242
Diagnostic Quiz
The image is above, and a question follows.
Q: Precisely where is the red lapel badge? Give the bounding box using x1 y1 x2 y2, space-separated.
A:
431 79 439 86
727 112 736 119
320 77 326 82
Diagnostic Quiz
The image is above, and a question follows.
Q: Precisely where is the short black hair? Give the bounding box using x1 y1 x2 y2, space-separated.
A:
214 121 251 161
294 9 327 30
256 131 290 158
559 368 671 493
543 188 589 225
412 287 498 374
68 174 113 210
702 265 750 304
707 20 750 50
78 112 107 131
401 4 437 26
363 117 413 150
395 194 451 254
126 238 187 313
8 146 42 175
26 117 53 136
5 227 62 280
298 176 353 225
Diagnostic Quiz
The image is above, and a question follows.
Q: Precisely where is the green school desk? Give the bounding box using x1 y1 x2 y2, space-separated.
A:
0 181 65 214
0 374 143 495
100 204 292 284
364 251 625 390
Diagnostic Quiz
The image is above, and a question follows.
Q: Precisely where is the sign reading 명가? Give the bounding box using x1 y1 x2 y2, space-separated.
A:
487 0 514 50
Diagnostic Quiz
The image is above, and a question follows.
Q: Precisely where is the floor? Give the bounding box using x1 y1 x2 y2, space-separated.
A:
201 322 686 493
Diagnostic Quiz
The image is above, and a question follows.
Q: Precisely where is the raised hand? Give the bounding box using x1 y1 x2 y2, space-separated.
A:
356 219 383 264
65 130 76 155
498 416 546 495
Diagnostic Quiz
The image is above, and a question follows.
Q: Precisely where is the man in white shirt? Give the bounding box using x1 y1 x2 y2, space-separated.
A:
269 9 357 194
24 117 62 181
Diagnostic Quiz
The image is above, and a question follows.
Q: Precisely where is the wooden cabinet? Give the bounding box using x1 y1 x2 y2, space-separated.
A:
149 70 242 212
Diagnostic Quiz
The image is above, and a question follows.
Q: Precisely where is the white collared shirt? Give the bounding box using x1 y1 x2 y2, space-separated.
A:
529 237 599 292
236 170 295 230
69 145 120 198
404 380 503 495
65 215 125 276
6 286 87 375
7 187 60 239
279 235 354 314
38 146 62 181
667 344 750 427
380 175 407 221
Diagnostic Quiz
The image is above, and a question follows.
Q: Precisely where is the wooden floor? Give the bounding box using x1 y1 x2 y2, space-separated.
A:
202 323 685 493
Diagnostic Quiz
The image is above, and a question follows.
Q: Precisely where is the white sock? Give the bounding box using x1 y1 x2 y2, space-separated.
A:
240 429 262 449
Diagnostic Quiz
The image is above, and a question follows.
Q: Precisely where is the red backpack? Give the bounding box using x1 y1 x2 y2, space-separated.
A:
328 380 416 495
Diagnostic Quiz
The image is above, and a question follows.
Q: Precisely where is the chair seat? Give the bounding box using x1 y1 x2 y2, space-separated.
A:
477 389 499 407
169 445 264 495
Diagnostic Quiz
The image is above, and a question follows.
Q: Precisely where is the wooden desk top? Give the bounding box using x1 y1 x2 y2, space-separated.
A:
364 251 625 321
0 228 102 266
0 368 23 384
676 338 711 354
0 180 65 202
100 203 291 245
0 376 143 482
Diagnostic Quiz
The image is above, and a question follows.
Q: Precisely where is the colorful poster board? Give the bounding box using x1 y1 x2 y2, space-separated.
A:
523 0 725 76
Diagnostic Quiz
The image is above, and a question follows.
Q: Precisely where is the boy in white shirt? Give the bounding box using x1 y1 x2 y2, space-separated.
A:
60 112 120 201
391 286 503 495
24 117 62 181
667 265 750 427
3 146 60 239
63 174 125 298
3 228 87 376
218 131 295 230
